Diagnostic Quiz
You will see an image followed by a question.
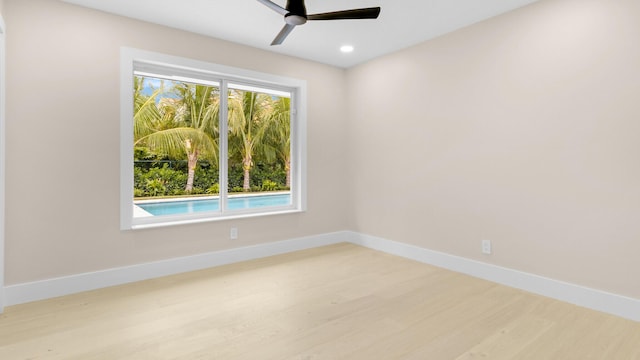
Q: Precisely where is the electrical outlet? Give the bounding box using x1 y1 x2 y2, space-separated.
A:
230 227 238 240
482 240 492 255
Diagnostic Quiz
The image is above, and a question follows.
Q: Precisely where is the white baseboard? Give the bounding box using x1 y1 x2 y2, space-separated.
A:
4 232 346 307
345 231 640 322
4 230 639 322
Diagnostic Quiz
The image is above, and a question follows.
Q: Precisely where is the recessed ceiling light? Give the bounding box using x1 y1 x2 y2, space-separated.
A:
340 45 354 53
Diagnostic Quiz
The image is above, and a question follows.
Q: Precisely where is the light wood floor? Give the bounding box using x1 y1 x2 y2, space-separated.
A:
1 243 639 359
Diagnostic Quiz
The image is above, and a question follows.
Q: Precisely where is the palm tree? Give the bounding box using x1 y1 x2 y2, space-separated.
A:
172 83 220 191
227 89 274 191
263 96 291 187
133 77 219 192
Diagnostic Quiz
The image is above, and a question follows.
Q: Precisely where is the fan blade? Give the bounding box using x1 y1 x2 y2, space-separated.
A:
271 23 296 45
257 0 287 15
307 7 380 21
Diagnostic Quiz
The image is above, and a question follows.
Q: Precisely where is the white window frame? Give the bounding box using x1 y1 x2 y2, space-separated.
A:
120 48 307 230
0 14 6 313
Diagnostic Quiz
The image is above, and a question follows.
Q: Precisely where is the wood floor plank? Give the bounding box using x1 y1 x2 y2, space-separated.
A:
0 243 638 359
454 314 555 360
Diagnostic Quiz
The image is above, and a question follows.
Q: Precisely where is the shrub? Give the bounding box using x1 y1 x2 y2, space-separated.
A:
133 159 290 198
145 164 187 194
228 164 244 190
186 187 204 195
193 167 219 191
261 179 278 191
134 167 145 190
145 178 167 197
226 163 287 191
170 189 186 196
207 183 219 194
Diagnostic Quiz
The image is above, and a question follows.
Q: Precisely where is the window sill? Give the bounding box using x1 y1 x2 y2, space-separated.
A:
128 208 305 231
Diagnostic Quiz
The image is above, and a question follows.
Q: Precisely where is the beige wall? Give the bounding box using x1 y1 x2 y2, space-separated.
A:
3 0 349 284
347 0 640 299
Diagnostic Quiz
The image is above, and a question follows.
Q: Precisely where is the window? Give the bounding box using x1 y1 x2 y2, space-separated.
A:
120 48 306 229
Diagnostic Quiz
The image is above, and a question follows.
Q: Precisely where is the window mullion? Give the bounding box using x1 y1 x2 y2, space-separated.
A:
218 80 229 213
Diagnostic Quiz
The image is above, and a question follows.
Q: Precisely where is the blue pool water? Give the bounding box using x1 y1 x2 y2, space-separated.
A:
136 193 291 216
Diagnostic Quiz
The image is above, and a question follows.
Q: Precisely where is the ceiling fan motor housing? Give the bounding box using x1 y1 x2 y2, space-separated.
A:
285 14 307 25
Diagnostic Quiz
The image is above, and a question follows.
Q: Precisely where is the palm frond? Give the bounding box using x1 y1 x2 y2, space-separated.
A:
135 127 218 162
133 78 164 141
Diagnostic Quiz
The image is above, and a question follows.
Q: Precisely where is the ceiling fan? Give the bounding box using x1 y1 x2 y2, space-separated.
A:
257 0 381 46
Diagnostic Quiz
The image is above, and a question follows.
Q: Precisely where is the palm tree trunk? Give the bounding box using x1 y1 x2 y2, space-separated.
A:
243 167 251 191
185 153 198 192
185 139 199 192
242 154 252 191
285 159 291 188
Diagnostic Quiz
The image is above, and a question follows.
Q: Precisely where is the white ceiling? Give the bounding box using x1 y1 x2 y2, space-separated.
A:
61 0 540 68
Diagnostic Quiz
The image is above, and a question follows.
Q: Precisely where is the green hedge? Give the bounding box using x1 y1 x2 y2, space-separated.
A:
134 162 287 198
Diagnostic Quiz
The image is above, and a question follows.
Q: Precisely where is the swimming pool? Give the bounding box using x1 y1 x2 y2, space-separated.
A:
136 193 291 216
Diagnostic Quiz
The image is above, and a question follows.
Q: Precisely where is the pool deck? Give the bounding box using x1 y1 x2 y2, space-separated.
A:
133 204 154 217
